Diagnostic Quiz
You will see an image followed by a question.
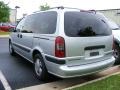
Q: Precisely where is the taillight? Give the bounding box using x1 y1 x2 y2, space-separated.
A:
55 36 65 58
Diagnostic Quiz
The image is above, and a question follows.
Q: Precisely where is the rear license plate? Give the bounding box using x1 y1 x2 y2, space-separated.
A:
90 51 99 56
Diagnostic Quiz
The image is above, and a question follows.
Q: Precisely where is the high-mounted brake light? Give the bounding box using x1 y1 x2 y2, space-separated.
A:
55 36 65 58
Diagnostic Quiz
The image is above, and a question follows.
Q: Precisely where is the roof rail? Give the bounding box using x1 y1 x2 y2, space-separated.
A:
33 11 41 13
50 6 64 9
33 6 64 13
80 9 96 14
89 10 97 14
33 7 96 14
50 6 80 10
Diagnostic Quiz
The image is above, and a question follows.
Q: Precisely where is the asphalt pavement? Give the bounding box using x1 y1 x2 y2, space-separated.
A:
0 81 4 90
0 38 59 89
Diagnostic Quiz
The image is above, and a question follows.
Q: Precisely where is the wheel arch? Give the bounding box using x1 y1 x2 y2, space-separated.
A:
9 37 12 43
9 38 11 43
32 49 43 63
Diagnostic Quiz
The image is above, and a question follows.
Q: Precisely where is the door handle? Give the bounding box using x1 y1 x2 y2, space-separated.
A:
17 34 22 38
19 34 22 38
17 34 19 38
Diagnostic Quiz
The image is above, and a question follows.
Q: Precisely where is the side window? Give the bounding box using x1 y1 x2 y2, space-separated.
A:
16 18 25 32
33 11 57 34
21 15 34 33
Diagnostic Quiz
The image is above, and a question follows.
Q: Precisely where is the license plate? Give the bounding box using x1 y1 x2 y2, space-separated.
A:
90 51 99 56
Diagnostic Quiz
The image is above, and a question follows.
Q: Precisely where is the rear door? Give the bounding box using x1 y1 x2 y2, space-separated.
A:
32 11 57 56
64 11 113 65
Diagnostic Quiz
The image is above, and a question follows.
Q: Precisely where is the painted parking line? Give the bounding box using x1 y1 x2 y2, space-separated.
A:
0 71 11 90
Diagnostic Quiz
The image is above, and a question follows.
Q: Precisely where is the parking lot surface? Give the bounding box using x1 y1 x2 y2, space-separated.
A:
0 81 4 90
0 38 59 89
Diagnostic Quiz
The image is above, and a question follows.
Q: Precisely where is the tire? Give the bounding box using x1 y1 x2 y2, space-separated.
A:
9 41 15 56
34 54 48 81
113 43 120 65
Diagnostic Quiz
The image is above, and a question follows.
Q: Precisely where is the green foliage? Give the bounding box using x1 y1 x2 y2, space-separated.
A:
71 74 120 90
0 31 10 35
40 3 50 11
0 1 10 22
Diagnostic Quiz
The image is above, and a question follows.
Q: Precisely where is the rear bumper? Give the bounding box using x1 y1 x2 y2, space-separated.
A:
45 56 115 78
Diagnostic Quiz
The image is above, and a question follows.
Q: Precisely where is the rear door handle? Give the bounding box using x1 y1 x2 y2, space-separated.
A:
19 34 22 38
17 34 22 38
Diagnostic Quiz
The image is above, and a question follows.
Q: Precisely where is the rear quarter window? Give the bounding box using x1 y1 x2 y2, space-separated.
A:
32 11 57 34
64 12 112 37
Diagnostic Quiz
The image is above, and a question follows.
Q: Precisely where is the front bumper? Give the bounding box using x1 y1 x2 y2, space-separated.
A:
46 56 115 78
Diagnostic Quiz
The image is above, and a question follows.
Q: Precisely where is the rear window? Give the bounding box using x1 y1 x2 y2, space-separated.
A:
64 12 112 37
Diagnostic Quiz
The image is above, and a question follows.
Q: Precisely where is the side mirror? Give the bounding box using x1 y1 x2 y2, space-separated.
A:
9 28 17 32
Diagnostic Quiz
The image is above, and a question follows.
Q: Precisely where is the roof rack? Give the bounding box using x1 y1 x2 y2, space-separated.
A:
89 10 97 14
50 6 64 9
33 6 64 13
50 7 97 14
80 9 96 14
33 11 41 13
50 6 80 10
33 7 96 14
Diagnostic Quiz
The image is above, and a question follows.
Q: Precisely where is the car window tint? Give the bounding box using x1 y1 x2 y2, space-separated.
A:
16 18 25 32
21 15 34 33
32 11 57 34
64 12 112 37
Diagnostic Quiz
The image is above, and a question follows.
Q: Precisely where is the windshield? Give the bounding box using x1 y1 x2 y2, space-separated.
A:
64 11 112 37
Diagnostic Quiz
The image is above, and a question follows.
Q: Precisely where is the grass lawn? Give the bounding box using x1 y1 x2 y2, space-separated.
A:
70 73 120 90
0 31 10 35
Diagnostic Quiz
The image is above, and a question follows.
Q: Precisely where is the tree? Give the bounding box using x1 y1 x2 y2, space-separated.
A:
40 3 50 11
0 1 10 22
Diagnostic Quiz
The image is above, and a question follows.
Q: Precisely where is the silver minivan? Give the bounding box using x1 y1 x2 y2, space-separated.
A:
9 7 115 80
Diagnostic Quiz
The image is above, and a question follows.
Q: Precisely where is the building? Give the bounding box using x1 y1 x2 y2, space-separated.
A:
9 8 120 26
9 9 16 24
98 9 120 25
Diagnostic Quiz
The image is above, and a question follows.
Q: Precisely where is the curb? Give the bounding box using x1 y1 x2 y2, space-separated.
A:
18 65 120 90
62 66 120 90
0 35 9 38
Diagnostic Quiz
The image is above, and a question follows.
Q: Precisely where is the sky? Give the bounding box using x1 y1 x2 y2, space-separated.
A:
1 0 120 19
